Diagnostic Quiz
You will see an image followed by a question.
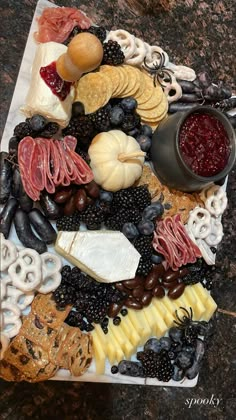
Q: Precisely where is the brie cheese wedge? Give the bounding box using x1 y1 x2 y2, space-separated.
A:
21 42 75 127
55 230 141 283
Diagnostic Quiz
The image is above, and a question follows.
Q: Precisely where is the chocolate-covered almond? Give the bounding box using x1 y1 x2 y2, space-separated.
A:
84 180 100 198
141 292 152 307
162 280 179 290
63 195 76 215
168 283 185 299
108 302 123 318
179 267 189 277
124 298 143 310
152 264 165 278
123 276 144 289
115 282 130 294
144 272 158 290
132 285 145 299
54 188 72 204
152 285 165 298
163 269 182 283
75 188 87 212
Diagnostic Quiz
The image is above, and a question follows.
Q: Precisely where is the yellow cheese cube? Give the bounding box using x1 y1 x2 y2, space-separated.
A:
91 330 106 374
108 322 134 359
187 286 206 319
119 315 141 347
152 299 174 326
93 324 116 365
128 309 152 344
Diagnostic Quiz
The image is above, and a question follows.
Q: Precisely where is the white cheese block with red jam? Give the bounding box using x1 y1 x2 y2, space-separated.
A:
21 42 75 127
55 230 141 283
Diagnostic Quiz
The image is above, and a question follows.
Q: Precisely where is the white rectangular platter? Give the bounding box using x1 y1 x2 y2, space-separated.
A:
0 0 200 387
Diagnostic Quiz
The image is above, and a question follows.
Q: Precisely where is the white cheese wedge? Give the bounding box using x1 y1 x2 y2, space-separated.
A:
21 42 75 127
55 230 141 283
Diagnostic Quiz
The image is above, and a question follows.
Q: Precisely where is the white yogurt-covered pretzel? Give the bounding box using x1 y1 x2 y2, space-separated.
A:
8 248 42 292
166 62 196 81
0 301 21 324
200 185 227 217
0 275 11 300
0 233 18 272
37 252 62 293
6 284 35 312
162 75 182 103
187 207 211 239
196 239 216 265
126 37 147 66
205 218 223 246
145 45 169 67
0 333 10 360
106 29 136 59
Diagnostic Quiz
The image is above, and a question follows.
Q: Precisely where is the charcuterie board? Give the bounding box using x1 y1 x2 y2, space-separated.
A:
1 0 235 387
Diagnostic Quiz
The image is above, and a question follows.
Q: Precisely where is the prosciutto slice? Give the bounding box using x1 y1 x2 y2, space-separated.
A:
153 214 201 271
18 136 93 201
34 7 92 43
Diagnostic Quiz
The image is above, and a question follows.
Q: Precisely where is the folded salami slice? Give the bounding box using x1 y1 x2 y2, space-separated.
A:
18 137 41 201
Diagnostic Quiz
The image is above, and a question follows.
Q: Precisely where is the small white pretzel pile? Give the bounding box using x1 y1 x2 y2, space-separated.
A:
0 238 63 344
200 185 228 217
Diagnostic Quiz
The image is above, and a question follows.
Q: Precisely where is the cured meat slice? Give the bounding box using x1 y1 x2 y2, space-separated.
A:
30 142 44 191
55 140 71 186
63 135 77 152
153 214 201 270
68 149 94 184
50 141 63 186
18 137 41 201
38 139 55 194
34 7 92 44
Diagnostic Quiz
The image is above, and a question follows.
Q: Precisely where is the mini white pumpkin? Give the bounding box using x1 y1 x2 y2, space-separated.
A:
88 130 146 191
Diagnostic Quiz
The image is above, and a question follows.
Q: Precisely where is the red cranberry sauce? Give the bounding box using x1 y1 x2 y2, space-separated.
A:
40 61 72 101
179 112 231 177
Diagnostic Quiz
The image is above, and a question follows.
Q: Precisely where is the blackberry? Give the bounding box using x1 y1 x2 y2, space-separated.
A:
89 106 111 131
65 310 83 327
183 325 200 345
80 204 105 229
156 352 174 382
112 186 151 212
62 115 95 149
84 297 109 323
121 113 141 133
61 265 72 280
137 350 159 378
39 122 59 138
182 273 199 286
133 236 153 259
87 25 107 43
106 207 141 231
13 122 34 139
102 40 125 65
53 284 76 308
136 257 153 276
56 212 81 231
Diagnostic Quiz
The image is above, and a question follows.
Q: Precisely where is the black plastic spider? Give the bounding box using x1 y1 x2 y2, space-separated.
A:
174 307 201 343
142 51 174 88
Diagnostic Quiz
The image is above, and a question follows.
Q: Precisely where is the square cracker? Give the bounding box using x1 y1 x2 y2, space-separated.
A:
31 293 72 329
21 313 58 351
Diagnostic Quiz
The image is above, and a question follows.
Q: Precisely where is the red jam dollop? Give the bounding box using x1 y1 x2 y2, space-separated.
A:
179 112 231 177
40 61 72 101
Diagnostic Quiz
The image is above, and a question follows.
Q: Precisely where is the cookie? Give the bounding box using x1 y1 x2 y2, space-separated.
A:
20 313 58 351
68 334 93 377
0 360 25 382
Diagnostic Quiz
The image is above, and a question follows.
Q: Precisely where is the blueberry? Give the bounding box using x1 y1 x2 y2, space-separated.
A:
113 316 121 326
126 127 140 138
169 327 183 343
144 338 161 353
120 97 138 112
141 124 153 137
172 365 184 381
72 101 85 117
136 134 152 152
111 365 118 374
122 222 139 239
142 203 163 221
29 114 47 131
99 190 113 202
109 105 125 126
149 201 164 217
121 308 128 316
159 337 171 351
118 360 143 377
137 220 155 235
151 253 163 264
176 351 193 369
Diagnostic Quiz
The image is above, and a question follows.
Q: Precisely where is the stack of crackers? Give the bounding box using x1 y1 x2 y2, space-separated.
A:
75 64 168 130
136 165 203 224
0 294 93 382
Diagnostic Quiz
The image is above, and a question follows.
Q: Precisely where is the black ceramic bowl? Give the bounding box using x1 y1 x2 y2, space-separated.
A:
150 106 236 192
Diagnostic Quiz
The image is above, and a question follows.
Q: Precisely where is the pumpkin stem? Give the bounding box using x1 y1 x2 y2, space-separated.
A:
118 151 146 162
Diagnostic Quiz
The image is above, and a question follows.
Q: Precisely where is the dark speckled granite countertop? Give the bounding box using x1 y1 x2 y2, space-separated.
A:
0 0 236 419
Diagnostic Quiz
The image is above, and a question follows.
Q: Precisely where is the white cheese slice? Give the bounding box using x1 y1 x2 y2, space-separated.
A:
55 230 141 283
21 42 75 127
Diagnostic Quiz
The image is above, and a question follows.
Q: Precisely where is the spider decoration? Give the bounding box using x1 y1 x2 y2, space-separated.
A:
142 51 174 88
174 307 207 344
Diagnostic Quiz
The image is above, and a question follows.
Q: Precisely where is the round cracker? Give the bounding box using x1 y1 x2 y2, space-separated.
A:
137 85 164 110
137 96 168 120
112 65 129 97
116 65 139 97
75 72 112 114
99 65 121 96
136 76 155 105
